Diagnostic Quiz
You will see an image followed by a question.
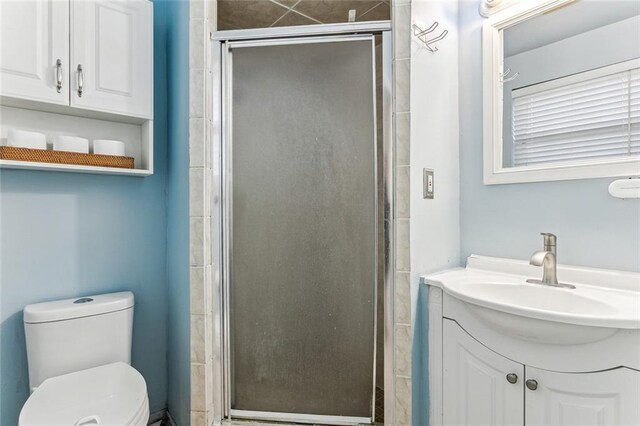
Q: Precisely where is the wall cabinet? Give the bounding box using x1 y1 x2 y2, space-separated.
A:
443 319 640 426
1 0 152 119
0 0 153 176
0 1 70 105
71 0 152 118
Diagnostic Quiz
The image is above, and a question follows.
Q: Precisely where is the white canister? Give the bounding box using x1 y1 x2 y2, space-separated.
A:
93 139 126 156
6 130 47 150
53 136 89 153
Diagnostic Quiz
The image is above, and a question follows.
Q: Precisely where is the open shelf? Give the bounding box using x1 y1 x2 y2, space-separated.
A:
0 159 152 176
0 105 153 176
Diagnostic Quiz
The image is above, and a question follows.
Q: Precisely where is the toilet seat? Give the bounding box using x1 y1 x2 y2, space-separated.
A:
19 362 149 426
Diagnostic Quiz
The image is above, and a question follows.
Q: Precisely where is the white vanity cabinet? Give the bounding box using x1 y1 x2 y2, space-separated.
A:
525 367 640 426
443 320 524 426
424 256 640 426
0 0 70 105
71 0 153 118
441 319 640 426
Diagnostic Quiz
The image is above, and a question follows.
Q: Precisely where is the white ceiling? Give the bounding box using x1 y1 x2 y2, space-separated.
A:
504 0 640 57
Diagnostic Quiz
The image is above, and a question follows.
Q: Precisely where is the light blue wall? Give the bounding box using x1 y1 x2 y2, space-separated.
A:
0 3 173 424
162 0 191 424
459 0 640 273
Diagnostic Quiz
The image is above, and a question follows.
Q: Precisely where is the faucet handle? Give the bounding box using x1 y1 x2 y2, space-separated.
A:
540 232 556 246
540 232 556 255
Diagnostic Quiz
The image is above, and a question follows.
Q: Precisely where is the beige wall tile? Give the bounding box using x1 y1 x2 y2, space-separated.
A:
206 312 214 363
190 218 205 266
396 166 410 219
190 410 206 426
190 0 205 20
206 360 214 412
189 118 205 168
190 168 205 217
205 120 213 170
191 363 206 411
190 69 205 118
190 19 205 69
207 0 217 25
396 112 410 166
205 70 213 120
395 324 411 377
395 377 412 425
204 217 212 266
394 59 410 113
395 219 410 271
393 4 411 60
204 168 212 217
190 267 205 315
191 315 206 363
395 272 410 324
205 265 213 316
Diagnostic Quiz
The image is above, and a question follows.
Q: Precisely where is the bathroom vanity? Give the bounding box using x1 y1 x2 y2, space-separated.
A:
422 255 640 426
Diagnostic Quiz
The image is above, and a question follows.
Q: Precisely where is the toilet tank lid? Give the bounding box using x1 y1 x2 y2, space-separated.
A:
24 291 134 324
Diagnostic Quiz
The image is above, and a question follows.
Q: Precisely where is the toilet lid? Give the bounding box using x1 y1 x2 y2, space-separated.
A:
19 362 148 426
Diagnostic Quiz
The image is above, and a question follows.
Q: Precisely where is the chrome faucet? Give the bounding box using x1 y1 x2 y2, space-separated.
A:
527 233 575 289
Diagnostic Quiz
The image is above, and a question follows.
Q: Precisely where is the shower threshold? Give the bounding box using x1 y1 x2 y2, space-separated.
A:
230 409 372 425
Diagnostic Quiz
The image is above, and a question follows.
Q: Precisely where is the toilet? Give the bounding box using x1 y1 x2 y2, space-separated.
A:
19 292 149 426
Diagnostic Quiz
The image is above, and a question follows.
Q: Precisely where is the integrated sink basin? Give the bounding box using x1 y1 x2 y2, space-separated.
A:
423 255 640 345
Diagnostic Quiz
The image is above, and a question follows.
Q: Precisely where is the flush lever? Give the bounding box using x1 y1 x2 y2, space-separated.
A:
75 415 100 426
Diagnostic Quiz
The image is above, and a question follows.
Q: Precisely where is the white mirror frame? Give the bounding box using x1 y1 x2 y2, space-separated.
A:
482 0 640 185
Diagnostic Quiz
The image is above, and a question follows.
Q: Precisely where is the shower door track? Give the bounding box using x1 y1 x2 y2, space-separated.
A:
231 410 371 425
211 21 394 426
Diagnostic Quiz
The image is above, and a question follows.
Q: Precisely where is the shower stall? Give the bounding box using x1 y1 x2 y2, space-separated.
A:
211 22 393 425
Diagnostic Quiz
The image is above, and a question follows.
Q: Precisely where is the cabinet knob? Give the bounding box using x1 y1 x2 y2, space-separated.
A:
526 379 538 391
506 373 518 384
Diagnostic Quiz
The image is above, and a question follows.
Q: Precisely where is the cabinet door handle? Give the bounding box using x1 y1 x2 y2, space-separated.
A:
526 379 538 391
77 64 84 97
506 373 518 384
55 59 63 93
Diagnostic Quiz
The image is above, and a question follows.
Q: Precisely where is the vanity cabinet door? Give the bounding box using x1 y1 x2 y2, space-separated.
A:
525 367 640 426
0 0 69 105
443 320 524 426
70 0 152 118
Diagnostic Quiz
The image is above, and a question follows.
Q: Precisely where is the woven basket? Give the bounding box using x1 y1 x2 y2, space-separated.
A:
0 146 134 169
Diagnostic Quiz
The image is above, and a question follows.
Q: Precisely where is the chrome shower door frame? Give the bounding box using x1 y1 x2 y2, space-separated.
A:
211 23 394 426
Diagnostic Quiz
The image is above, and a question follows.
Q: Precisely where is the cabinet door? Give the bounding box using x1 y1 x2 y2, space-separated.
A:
0 0 69 104
70 0 152 118
525 367 640 426
443 320 524 426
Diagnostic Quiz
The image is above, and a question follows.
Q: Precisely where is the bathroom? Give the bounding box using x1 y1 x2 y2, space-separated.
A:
0 0 638 425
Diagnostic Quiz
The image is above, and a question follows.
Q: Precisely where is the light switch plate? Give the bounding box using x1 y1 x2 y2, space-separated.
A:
423 168 434 199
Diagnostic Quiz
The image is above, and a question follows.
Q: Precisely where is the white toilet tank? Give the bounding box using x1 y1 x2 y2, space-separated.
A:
23 291 134 391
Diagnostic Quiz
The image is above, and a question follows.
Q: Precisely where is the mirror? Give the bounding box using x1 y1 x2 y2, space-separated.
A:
483 0 640 184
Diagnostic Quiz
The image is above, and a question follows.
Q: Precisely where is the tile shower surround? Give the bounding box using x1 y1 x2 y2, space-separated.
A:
189 1 216 425
217 0 391 30
188 1 411 423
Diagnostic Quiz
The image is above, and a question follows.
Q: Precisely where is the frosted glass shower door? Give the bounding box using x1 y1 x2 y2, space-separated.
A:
226 36 377 422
